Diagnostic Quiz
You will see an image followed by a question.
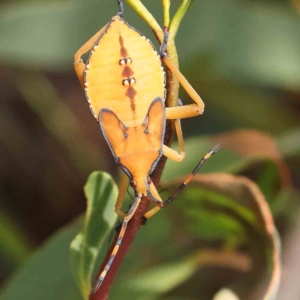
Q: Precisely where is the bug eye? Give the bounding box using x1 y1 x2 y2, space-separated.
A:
147 177 152 185
130 181 136 188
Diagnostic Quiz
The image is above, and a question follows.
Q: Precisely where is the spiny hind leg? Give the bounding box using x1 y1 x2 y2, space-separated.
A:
115 172 129 219
144 144 222 220
162 118 185 162
74 26 106 87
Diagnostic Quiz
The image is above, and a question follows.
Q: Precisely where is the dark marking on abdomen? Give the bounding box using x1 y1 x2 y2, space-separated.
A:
119 35 128 57
122 66 134 77
125 87 136 111
119 35 136 112
130 102 136 111
125 87 137 99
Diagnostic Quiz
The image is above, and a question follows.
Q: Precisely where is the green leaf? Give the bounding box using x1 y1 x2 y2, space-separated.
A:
0 218 83 300
0 1 116 70
123 257 198 295
0 211 32 266
177 0 300 90
0 0 159 71
276 127 300 157
166 174 281 300
1 165 284 299
162 133 290 213
172 187 255 246
110 247 251 300
70 172 118 300
186 207 246 242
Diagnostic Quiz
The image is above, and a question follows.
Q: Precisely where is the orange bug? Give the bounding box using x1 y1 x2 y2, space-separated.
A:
74 0 220 293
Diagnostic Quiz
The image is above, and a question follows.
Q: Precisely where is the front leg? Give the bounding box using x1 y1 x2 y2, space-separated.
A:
114 172 129 219
74 25 107 87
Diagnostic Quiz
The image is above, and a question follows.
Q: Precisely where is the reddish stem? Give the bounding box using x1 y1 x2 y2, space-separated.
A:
89 155 169 300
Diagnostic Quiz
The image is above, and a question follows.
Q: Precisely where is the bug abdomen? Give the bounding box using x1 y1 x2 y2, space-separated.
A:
85 16 165 124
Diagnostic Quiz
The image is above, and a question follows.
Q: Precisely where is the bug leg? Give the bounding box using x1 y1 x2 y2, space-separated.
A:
143 183 164 219
165 104 202 119
144 204 161 220
162 118 185 162
163 54 205 113
74 26 106 87
115 172 129 219
164 99 201 162
160 29 205 115
144 144 222 220
92 195 141 293
163 99 185 162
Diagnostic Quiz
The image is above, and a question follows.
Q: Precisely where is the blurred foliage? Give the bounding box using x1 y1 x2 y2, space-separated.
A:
0 0 300 299
0 137 284 299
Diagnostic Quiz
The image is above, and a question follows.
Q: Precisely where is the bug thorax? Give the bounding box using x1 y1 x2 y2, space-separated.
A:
130 177 152 196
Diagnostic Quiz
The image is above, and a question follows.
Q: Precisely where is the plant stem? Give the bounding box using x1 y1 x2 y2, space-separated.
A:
126 0 163 41
89 164 166 300
162 0 171 28
169 0 192 40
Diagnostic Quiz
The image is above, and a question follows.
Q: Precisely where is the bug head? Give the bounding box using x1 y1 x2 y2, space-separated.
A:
130 177 152 197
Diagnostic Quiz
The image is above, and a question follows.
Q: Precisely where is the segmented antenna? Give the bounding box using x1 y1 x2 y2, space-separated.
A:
148 144 222 207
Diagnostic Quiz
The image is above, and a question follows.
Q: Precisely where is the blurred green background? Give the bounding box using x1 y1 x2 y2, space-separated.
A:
0 0 300 299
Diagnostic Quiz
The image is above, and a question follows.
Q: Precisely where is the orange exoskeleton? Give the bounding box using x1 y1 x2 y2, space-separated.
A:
74 0 221 293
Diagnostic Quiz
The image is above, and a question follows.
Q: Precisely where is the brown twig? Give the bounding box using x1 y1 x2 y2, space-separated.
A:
89 157 169 300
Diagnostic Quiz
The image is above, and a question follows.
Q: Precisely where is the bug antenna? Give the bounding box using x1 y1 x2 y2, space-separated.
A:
117 0 124 17
91 196 141 294
147 144 222 208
